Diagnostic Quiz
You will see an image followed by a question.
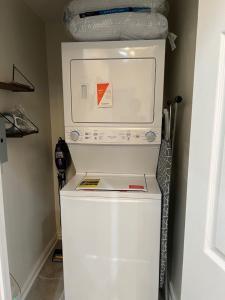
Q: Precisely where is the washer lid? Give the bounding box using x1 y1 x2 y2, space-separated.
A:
76 173 147 192
61 173 161 200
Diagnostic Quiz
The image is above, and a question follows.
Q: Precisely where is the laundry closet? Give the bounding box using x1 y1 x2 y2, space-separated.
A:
0 0 203 299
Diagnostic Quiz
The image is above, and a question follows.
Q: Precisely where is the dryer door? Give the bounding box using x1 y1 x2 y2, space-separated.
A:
70 58 156 124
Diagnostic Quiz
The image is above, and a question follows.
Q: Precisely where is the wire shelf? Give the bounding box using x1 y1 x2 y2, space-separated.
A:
0 110 39 138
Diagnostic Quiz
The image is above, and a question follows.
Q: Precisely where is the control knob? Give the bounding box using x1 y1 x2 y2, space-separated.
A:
71 130 80 141
145 131 156 142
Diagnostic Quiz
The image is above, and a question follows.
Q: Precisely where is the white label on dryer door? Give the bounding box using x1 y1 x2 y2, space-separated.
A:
97 82 113 108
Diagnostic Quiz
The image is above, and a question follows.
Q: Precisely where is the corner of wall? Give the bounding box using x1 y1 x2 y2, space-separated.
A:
165 0 199 298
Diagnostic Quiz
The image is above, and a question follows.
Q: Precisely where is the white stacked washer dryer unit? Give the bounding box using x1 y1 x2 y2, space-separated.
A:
61 40 165 300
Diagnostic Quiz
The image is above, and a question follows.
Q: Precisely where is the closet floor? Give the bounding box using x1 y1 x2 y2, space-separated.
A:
26 241 64 300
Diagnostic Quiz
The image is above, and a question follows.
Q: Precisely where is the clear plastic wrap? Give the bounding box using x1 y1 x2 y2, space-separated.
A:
64 0 169 23
66 12 168 41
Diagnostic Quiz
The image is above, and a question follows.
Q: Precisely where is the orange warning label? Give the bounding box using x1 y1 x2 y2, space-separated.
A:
97 83 109 105
97 83 113 108
129 185 145 190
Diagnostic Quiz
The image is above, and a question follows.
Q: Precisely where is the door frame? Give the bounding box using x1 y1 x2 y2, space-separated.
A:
0 164 12 299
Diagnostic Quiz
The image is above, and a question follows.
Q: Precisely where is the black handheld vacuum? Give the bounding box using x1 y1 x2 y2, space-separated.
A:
52 137 71 262
55 137 71 189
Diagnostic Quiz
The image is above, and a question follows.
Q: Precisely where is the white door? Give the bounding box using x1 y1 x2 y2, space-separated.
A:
0 119 11 300
181 0 225 299
0 165 12 300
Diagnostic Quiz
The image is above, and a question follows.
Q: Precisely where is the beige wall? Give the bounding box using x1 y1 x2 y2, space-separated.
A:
0 0 56 292
45 23 74 236
165 0 199 298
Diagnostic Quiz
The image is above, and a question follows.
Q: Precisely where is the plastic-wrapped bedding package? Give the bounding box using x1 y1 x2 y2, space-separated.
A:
64 0 169 42
65 0 169 17
66 13 168 41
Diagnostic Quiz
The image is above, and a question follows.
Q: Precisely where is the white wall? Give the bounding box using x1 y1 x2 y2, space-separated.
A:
0 0 56 292
165 0 199 299
45 23 74 236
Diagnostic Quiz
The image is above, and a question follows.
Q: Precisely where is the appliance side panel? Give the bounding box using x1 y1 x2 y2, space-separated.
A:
62 44 73 128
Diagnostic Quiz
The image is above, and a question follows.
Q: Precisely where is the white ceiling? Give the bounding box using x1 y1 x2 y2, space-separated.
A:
23 0 70 22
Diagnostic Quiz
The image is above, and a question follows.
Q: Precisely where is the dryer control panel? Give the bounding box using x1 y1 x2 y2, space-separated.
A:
65 127 161 145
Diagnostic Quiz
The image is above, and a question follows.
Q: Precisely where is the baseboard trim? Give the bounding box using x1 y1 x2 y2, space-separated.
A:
169 281 178 300
20 235 57 300
57 230 62 240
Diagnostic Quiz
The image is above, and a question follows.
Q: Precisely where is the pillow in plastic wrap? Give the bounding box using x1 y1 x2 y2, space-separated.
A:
65 12 168 41
64 0 168 23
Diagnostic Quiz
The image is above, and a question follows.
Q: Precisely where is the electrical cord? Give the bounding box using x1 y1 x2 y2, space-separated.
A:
10 272 21 295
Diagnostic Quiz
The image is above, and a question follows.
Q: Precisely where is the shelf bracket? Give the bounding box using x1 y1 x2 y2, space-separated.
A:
12 64 35 91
